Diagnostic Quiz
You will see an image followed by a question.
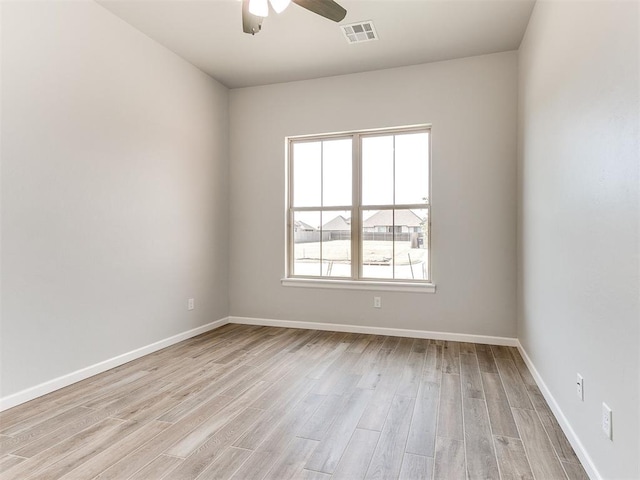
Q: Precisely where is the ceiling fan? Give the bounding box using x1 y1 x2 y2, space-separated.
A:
242 0 347 35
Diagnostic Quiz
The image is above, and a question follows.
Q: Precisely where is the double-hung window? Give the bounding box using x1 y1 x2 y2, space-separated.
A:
286 125 432 289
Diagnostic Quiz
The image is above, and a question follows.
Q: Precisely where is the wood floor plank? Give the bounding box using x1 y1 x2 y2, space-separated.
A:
0 454 25 473
396 351 425 398
0 400 97 438
299 469 332 480
314 363 361 397
128 454 183 480
219 349 295 398
233 384 319 450
364 395 415 480
245 329 307 368
95 380 175 421
433 437 465 480
194 447 252 480
228 450 275 480
491 345 513 359
460 353 484 400
94 395 237 480
249 368 316 411
437 374 463 440
405 381 439 457
0 406 96 455
287 330 324 353
411 338 430 354
109 382 177 421
463 396 499 479
494 357 534 409
168 408 263 480
459 342 476 355
509 348 537 386
350 336 388 376
57 420 171 480
157 365 254 423
123 387 206 425
481 372 519 438
358 339 413 431
526 384 554 416
332 428 380 480
1 417 125 480
537 410 581 464
166 381 269 458
512 408 568 480
358 377 403 432
307 339 352 380
305 388 374 474
298 394 346 441
421 344 442 384
442 341 460 374
398 453 433 480
79 371 154 410
263 437 319 480
475 344 498 374
0 399 73 435
11 408 113 459
493 435 534 480
357 337 401 389
343 334 369 354
562 461 590 480
252 392 325 455
31 419 158 480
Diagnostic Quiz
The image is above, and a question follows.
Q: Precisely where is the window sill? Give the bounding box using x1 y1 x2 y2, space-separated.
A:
281 278 436 293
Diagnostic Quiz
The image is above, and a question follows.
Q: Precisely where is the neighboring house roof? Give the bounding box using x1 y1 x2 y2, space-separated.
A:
322 215 351 231
294 220 316 231
363 210 424 228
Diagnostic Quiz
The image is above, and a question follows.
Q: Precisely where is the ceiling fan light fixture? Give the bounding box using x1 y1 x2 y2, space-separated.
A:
249 0 269 17
269 0 291 14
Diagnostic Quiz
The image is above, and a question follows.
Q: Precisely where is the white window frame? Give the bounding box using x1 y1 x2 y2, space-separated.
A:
283 125 435 293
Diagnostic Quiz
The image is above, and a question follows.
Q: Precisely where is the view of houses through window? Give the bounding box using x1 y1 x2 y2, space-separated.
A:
288 127 430 282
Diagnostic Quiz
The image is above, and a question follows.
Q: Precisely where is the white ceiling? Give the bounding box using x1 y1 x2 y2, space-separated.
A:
97 0 535 88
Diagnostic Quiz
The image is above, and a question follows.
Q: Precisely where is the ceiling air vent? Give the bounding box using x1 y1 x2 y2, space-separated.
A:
341 21 378 44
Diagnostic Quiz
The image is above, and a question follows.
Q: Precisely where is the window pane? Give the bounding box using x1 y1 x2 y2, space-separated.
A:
361 209 394 279
393 208 428 280
320 210 351 277
293 142 321 207
289 128 430 284
395 132 429 205
322 139 352 207
293 211 321 276
362 136 393 205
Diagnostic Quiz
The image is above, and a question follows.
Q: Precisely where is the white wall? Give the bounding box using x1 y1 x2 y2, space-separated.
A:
517 2 639 478
229 52 518 338
0 1 229 398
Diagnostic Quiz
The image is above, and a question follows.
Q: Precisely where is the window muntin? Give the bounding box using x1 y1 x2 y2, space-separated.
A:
288 126 430 283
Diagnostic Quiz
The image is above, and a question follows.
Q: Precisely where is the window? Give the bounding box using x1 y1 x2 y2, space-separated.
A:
286 125 432 288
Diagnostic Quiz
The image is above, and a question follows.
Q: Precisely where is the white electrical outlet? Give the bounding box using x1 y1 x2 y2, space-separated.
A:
576 374 584 401
187 298 195 311
373 296 381 308
602 403 612 439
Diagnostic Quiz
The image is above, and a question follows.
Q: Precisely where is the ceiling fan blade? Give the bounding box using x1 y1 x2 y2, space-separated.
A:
292 0 347 22
242 0 264 35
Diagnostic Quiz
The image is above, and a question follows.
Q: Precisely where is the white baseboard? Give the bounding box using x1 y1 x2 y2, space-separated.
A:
0 317 230 412
516 341 601 480
229 316 518 346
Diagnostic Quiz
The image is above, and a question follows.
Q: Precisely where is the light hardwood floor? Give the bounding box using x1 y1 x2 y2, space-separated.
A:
0 324 589 480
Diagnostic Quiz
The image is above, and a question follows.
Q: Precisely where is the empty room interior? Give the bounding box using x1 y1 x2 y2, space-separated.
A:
0 0 638 479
